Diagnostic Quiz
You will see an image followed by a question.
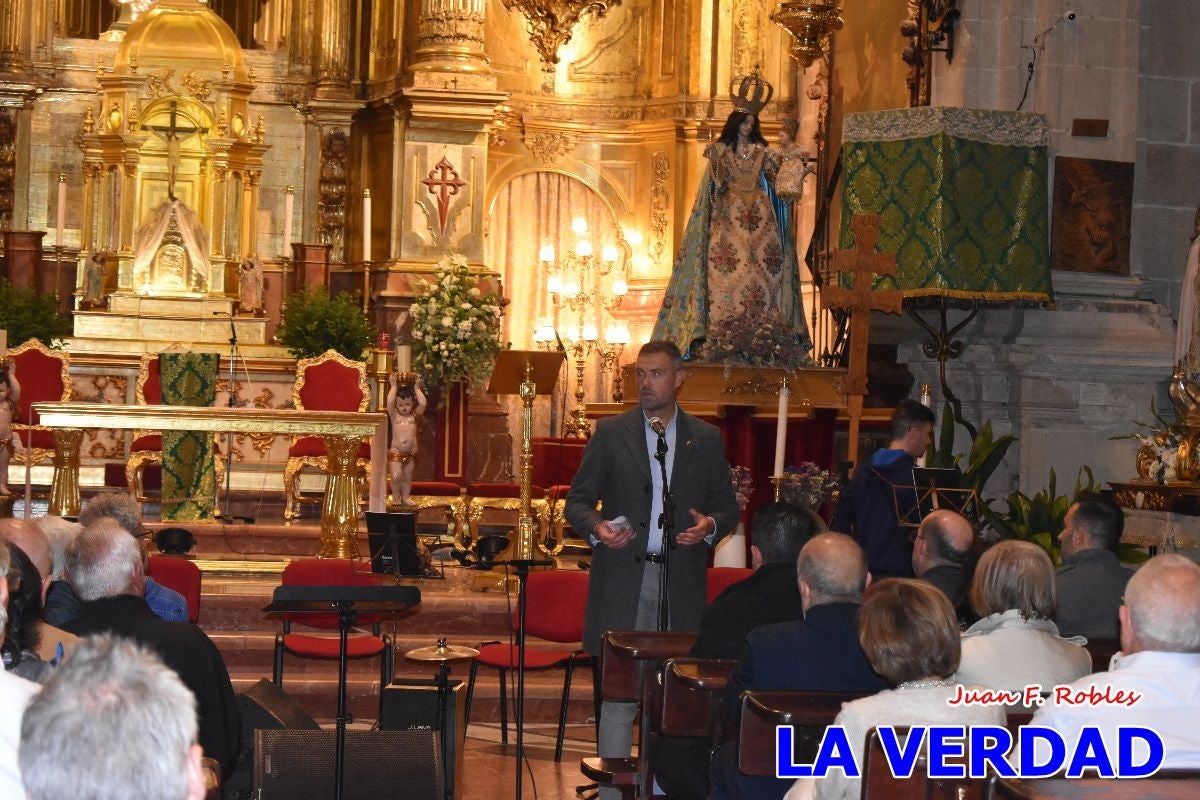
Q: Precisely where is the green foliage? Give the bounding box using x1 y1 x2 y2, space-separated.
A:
276 288 373 361
0 278 71 347
924 402 1017 498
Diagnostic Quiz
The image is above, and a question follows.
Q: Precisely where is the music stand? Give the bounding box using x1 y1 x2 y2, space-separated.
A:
265 585 421 800
889 466 980 533
365 511 422 579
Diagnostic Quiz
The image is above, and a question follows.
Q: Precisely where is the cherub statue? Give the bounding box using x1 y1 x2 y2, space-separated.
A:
387 372 427 506
0 359 21 495
83 251 107 309
774 118 815 202
1170 360 1200 424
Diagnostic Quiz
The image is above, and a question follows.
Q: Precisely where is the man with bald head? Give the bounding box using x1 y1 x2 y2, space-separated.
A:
1033 554 1200 767
0 518 78 662
912 509 975 620
711 533 888 800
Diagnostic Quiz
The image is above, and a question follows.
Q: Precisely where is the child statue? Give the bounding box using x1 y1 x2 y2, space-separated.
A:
774 118 815 202
0 359 21 495
238 255 264 316
387 371 427 506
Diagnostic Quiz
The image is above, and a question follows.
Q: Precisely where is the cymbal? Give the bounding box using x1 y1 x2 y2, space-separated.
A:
405 642 480 663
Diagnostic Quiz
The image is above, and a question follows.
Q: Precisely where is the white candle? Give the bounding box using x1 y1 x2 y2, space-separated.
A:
362 189 372 263
55 174 66 248
774 379 789 478
395 344 412 373
283 186 294 254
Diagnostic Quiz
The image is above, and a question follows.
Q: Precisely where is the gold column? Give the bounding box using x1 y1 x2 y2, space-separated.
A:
412 0 489 75
48 428 83 517
212 166 228 260
317 434 363 559
80 163 97 254
119 160 137 254
241 170 255 258
314 0 352 98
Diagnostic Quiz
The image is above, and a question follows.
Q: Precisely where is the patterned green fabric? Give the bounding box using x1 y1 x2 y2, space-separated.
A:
159 352 220 522
839 109 1053 302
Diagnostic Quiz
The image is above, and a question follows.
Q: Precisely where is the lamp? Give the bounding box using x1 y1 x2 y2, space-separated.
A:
595 321 630 403
502 0 623 71
771 2 844 68
543 221 632 437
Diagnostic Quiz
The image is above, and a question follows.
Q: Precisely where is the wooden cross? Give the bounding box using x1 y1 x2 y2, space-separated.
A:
420 156 468 235
823 213 903 470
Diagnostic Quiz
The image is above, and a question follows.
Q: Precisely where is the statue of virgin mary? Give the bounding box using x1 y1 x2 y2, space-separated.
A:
652 72 812 366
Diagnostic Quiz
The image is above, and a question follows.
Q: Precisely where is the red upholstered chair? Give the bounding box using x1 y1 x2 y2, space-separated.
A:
706 567 754 604
272 559 393 713
146 554 202 623
463 569 593 762
125 352 225 505
6 338 71 471
283 350 371 521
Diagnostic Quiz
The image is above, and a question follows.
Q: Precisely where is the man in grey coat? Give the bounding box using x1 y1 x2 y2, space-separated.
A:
566 340 740 797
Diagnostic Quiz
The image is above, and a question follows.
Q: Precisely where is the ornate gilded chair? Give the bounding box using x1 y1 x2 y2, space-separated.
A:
405 481 470 546
7 339 72 471
463 481 548 554
540 483 592 556
283 349 371 521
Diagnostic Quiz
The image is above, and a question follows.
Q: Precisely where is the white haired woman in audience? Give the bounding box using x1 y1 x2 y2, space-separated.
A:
955 540 1091 694
20 634 207 800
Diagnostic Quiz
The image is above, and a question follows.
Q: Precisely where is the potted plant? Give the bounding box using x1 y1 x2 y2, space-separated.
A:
275 288 373 361
0 278 71 347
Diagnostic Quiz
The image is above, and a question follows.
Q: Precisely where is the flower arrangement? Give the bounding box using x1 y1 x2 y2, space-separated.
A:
1112 399 1182 484
410 254 504 388
779 461 839 511
701 309 811 369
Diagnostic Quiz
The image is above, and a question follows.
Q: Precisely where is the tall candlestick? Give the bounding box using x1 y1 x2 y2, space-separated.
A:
773 377 789 478
362 189 372 263
282 186 294 253
55 174 66 248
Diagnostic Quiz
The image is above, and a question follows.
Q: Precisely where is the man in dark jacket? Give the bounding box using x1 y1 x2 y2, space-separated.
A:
912 509 975 622
654 502 815 800
61 518 241 780
831 399 934 578
1056 493 1132 640
710 533 887 800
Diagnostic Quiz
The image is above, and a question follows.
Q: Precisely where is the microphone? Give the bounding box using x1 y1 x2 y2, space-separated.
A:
649 417 666 437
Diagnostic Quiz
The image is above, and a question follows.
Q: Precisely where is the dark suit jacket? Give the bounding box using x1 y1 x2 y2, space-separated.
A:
62 594 242 778
566 406 740 655
690 562 804 660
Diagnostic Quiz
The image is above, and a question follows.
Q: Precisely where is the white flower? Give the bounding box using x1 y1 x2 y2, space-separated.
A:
469 287 481 298
441 314 453 327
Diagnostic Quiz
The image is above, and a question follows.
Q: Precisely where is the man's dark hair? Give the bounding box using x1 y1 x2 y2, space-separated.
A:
1071 493 1125 553
2 543 43 666
638 340 683 368
751 502 815 564
890 399 936 440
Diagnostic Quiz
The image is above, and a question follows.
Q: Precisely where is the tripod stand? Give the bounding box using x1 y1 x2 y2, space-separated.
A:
501 557 553 800
216 311 253 524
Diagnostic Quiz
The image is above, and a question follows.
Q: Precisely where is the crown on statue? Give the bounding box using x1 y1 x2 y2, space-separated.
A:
729 68 774 116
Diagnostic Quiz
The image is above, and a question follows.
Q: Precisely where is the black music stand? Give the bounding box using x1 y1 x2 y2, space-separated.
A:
265 585 421 800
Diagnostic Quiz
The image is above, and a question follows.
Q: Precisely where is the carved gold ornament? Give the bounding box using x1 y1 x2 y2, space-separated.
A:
770 2 844 68
502 0 623 69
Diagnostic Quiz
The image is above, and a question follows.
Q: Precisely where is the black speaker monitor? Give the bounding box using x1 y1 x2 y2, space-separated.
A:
365 511 422 577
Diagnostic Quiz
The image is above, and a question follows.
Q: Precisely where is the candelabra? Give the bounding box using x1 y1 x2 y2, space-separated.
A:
540 217 630 438
595 326 630 403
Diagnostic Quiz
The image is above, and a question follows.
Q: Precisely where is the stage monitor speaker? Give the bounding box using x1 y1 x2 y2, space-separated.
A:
380 678 466 789
239 678 320 732
253 729 442 800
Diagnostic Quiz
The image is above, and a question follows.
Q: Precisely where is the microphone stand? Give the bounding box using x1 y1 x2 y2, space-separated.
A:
654 432 674 631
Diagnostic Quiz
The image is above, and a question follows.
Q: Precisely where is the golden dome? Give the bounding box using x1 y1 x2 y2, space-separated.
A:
115 0 246 82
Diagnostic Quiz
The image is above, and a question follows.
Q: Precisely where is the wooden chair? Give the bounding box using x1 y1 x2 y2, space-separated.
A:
464 569 593 761
706 567 753 604
657 657 736 739
146 554 202 623
6 338 71 471
126 352 225 506
272 559 393 716
1084 638 1121 673
282 350 371 521
736 690 866 777
862 726 983 800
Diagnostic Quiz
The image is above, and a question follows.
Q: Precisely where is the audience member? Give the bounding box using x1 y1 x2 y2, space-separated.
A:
1055 494 1131 639
45 492 188 625
0 518 78 662
785 579 1004 800
1033 553 1200 767
955 540 1090 695
20 633 207 800
32 515 81 581
3 545 53 682
831 400 935 577
61 518 240 778
691 502 814 659
912 509 974 620
0 540 39 800
709 533 888 800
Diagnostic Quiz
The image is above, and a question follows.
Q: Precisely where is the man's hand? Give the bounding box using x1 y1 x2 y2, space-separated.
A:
677 508 714 546
595 520 635 550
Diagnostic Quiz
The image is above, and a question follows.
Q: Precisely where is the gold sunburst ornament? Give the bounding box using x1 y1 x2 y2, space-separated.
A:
771 2 844 68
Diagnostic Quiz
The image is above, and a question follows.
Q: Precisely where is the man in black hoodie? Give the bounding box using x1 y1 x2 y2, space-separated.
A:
831 399 934 578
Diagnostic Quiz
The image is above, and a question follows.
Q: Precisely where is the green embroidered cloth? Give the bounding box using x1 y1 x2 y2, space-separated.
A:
839 107 1053 302
159 352 220 522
